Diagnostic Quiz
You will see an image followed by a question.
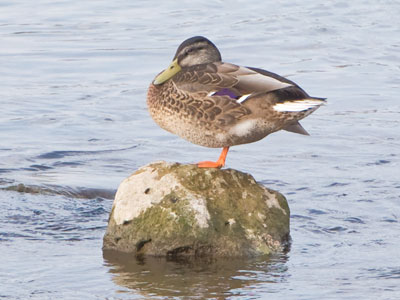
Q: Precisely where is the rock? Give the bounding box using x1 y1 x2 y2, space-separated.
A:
103 161 290 257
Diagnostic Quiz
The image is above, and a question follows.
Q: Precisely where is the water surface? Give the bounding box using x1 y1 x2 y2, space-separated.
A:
1 0 399 299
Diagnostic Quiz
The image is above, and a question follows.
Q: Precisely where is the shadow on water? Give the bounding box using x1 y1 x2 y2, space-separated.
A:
103 250 289 298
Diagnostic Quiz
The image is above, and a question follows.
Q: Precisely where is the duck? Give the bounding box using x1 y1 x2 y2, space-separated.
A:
147 36 325 168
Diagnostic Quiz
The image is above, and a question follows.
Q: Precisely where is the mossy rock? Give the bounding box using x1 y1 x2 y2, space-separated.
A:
103 161 290 257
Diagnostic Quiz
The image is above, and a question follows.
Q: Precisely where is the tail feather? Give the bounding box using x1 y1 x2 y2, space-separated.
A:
273 98 326 112
284 121 310 135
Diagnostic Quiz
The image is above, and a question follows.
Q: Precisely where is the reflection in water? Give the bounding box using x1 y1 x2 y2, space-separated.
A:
103 250 289 298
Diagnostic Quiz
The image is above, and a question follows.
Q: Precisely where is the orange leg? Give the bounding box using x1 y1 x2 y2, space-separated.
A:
197 147 230 168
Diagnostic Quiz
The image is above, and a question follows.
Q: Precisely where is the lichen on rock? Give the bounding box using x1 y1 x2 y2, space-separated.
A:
103 161 290 257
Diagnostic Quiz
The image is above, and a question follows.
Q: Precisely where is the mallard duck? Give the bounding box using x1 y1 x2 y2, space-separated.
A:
147 36 325 168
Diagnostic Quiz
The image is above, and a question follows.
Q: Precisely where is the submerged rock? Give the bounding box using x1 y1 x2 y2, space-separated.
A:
103 161 290 257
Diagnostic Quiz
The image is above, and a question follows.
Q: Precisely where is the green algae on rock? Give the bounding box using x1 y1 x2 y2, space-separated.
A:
103 161 290 257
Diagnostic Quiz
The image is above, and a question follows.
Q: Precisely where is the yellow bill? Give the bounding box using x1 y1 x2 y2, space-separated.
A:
153 59 181 85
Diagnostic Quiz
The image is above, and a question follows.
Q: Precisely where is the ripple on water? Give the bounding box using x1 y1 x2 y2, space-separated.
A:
344 217 365 224
0 168 16 174
28 164 54 171
380 217 398 223
323 226 348 233
366 159 391 166
362 267 400 280
1 183 115 199
307 209 328 215
325 182 351 187
52 161 84 167
0 191 111 243
36 145 138 159
291 214 314 220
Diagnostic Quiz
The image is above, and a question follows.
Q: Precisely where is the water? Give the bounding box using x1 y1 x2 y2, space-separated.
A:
1 0 399 298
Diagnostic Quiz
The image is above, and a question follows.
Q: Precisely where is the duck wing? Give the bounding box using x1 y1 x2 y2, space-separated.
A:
171 63 251 128
171 62 324 132
173 62 304 96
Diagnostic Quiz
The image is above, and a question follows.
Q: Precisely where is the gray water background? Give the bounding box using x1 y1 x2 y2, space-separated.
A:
1 0 399 299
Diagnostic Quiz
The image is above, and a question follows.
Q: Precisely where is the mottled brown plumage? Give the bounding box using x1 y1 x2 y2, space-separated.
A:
147 36 325 167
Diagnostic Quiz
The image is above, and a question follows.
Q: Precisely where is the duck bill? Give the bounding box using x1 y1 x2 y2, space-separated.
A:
153 59 181 85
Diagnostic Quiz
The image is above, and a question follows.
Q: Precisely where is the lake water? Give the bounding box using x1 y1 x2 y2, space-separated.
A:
1 0 399 299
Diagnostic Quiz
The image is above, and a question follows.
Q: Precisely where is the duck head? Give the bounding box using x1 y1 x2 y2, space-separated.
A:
153 36 221 85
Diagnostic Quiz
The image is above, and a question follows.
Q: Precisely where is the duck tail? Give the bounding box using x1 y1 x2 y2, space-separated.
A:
284 121 310 135
273 97 326 112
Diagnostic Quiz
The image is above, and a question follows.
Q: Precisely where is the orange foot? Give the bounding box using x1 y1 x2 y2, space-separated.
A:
197 147 229 168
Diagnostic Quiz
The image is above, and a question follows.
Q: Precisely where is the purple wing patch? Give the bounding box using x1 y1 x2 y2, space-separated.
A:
211 88 239 99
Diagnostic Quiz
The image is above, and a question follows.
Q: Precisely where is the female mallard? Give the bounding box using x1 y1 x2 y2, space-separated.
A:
147 36 325 168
